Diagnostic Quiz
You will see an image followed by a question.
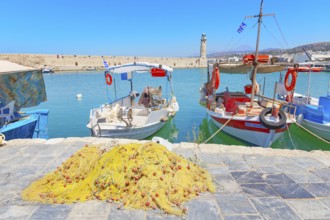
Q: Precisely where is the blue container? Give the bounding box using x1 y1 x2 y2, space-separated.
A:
319 95 330 122
303 105 324 123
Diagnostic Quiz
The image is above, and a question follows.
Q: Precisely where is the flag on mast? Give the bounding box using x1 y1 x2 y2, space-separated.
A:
102 58 109 70
237 22 247 33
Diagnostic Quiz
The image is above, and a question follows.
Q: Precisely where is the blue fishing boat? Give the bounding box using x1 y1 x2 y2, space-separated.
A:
277 66 330 142
0 61 49 141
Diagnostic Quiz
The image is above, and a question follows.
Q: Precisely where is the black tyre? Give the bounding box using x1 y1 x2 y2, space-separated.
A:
259 107 287 130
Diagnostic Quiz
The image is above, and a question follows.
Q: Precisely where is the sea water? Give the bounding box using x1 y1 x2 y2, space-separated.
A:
25 68 330 151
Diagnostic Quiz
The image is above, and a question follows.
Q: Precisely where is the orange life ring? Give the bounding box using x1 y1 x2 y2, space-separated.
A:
284 69 297 92
105 73 112 85
211 67 220 90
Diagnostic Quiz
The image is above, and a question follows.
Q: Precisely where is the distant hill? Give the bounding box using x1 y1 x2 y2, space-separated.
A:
208 42 330 58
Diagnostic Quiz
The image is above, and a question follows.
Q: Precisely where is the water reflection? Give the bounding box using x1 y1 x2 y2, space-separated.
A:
147 117 179 143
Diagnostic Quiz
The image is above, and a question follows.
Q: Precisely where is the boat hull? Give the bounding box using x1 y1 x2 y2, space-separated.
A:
0 109 49 141
0 114 38 140
91 121 167 140
301 119 330 141
207 110 290 147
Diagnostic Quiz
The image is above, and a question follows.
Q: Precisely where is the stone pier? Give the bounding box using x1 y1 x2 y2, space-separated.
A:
1 138 330 219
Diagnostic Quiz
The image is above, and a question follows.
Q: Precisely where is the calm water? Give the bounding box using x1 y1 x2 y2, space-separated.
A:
25 68 330 151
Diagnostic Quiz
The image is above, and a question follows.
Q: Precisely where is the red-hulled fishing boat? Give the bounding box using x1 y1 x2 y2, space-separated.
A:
200 0 295 147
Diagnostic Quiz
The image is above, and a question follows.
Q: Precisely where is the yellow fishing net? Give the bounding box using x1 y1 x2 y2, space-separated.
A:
22 142 215 215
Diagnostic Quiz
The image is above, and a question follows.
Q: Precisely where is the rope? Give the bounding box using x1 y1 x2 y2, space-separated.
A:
261 23 285 48
224 19 258 54
294 121 330 144
286 123 296 149
201 115 234 145
223 18 247 53
273 15 289 48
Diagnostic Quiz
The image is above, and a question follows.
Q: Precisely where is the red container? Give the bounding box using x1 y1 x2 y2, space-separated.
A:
151 68 166 77
244 84 253 94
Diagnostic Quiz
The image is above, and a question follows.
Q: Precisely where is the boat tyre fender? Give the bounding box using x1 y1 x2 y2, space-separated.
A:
105 73 112 85
284 69 297 92
211 67 220 90
259 107 287 130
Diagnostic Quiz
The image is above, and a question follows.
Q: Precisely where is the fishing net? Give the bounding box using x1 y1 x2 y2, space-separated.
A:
22 142 215 215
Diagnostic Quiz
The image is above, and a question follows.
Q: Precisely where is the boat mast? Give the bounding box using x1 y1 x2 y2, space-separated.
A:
249 0 264 108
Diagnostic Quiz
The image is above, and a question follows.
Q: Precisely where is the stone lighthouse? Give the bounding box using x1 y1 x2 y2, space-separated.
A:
200 33 207 59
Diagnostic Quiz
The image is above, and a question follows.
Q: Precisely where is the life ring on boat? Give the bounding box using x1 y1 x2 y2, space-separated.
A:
211 66 220 90
284 69 297 92
259 107 287 130
105 73 112 85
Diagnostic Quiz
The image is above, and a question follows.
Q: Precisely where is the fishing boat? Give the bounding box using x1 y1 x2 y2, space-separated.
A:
288 65 325 72
42 67 54 74
200 0 295 147
0 61 49 140
87 62 179 139
296 95 330 141
277 70 330 142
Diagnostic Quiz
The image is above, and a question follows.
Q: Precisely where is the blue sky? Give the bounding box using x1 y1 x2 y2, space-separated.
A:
1 0 329 57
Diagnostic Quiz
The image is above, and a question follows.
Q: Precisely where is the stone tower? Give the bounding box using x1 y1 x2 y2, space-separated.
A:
200 33 207 59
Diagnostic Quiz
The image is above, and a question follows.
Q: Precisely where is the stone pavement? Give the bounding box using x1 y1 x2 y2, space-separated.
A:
1 137 330 220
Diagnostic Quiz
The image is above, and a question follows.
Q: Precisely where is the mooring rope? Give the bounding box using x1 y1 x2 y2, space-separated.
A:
286 123 296 149
201 115 234 145
294 121 330 144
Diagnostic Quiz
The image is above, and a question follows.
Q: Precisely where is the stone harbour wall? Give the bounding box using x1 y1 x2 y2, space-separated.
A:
0 54 208 71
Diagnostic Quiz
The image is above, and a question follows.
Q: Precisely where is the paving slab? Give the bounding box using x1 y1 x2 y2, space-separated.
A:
251 197 300 220
287 199 330 219
1 137 330 220
240 183 278 197
270 183 314 199
230 171 264 184
261 173 295 184
301 183 330 197
214 193 257 215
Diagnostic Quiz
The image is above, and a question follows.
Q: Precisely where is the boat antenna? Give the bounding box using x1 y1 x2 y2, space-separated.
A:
246 0 274 108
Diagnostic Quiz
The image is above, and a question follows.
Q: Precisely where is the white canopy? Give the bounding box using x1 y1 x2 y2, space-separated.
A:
107 62 173 74
0 60 37 75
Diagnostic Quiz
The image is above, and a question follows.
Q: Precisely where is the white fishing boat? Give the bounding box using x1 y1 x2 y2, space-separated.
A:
87 62 179 139
200 0 295 147
41 67 53 74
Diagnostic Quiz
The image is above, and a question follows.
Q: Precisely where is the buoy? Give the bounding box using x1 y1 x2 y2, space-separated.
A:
76 94 83 99
0 133 5 145
152 136 173 151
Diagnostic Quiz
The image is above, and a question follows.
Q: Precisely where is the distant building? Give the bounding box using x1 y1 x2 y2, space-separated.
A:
228 56 240 62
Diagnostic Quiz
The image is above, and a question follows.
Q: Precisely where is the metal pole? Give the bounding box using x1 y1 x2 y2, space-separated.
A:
262 76 266 96
114 78 117 101
250 0 264 108
307 68 311 102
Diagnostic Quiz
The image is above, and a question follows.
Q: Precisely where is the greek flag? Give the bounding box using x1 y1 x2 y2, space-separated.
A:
102 58 109 70
237 22 247 33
